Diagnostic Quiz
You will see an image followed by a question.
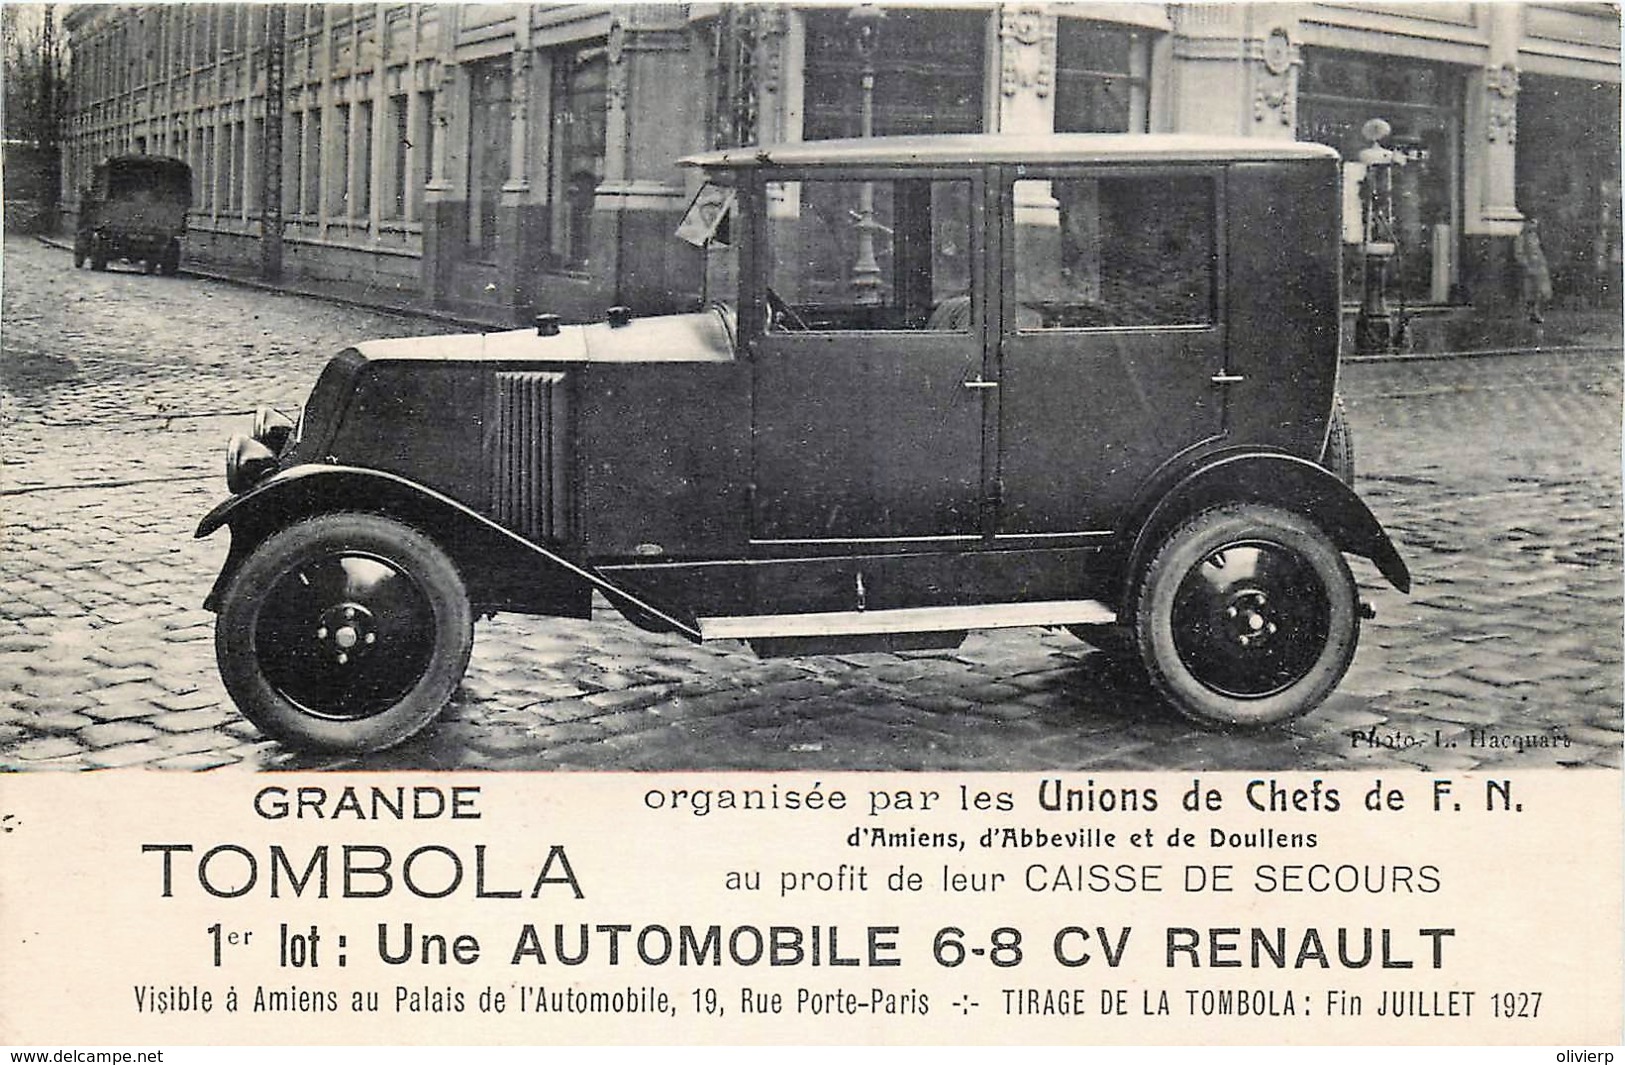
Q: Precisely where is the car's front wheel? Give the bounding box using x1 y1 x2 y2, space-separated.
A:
1134 503 1358 729
215 513 474 753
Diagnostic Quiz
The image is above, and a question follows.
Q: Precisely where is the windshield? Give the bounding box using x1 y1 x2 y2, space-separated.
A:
676 182 735 247
677 181 739 307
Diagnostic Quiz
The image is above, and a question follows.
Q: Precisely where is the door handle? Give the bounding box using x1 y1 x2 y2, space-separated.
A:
1210 372 1245 385
962 377 999 390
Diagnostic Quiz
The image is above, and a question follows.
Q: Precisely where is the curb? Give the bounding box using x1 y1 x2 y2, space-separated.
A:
33 234 504 333
33 234 1623 359
1344 344 1623 364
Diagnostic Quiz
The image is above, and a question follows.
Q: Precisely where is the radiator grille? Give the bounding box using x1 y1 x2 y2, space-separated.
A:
486 371 570 541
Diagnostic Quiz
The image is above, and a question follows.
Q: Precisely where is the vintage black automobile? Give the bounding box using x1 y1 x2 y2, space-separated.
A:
74 155 192 275
198 134 1409 753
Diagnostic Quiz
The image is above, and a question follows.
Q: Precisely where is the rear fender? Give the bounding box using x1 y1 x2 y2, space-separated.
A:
196 465 701 639
1122 451 1411 603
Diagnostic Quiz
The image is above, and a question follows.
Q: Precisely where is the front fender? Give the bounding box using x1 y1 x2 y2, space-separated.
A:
196 465 702 639
1124 451 1411 598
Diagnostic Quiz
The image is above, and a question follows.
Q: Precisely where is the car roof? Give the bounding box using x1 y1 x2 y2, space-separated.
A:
681 133 1341 170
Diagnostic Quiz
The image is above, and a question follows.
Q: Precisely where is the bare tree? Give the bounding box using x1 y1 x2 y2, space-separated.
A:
3 4 63 231
2 4 56 148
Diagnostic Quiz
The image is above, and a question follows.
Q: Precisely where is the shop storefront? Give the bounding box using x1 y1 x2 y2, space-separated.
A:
1299 47 1465 305
61 4 1618 327
1516 72 1621 307
802 8 987 140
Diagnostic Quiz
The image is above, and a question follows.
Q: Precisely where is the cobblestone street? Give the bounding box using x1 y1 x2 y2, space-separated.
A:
2 235 1620 771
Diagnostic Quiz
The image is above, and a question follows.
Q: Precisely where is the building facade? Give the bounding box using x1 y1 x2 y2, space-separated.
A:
62 2 1621 324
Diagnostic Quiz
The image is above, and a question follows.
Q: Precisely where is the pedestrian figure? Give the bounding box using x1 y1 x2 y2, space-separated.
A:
1513 216 1553 323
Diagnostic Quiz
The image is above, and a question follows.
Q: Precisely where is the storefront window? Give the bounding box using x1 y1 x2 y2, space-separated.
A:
803 9 987 140
1299 48 1463 304
548 43 606 271
284 114 301 215
387 94 408 220
301 110 320 217
1516 74 1622 308
331 102 351 217
1054 21 1150 133
467 58 511 261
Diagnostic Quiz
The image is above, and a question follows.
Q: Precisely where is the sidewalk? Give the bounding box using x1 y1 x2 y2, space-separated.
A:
1365 301 1624 361
34 233 1623 357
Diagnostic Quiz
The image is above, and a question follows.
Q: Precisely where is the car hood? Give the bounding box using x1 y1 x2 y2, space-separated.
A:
346 306 737 365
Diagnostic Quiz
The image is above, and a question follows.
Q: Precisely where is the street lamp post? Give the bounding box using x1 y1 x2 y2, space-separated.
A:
1355 117 1400 355
847 4 885 303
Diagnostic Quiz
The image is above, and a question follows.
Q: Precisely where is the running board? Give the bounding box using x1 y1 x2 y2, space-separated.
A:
697 599 1116 642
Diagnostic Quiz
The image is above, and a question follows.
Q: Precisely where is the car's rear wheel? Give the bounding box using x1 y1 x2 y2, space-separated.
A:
215 513 474 753
89 237 108 271
1134 503 1358 729
159 240 181 276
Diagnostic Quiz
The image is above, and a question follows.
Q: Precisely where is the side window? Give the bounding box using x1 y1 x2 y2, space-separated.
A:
762 178 973 332
1012 175 1215 330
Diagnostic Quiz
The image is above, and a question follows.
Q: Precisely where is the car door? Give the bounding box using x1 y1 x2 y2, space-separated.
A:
748 169 992 544
995 166 1230 536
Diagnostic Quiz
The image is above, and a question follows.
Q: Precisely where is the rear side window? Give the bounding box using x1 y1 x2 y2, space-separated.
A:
1012 174 1215 330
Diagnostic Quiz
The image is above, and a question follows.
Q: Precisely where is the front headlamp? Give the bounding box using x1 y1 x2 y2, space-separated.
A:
252 405 296 453
226 434 278 494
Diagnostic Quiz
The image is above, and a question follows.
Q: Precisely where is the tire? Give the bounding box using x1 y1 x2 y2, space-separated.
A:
159 241 181 276
73 243 86 268
90 238 108 271
1320 394 1355 485
1133 503 1358 729
215 513 474 753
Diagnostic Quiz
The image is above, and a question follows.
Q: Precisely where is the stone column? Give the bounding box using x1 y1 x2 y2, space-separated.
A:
403 76 421 221
1464 7 1523 235
367 4 389 243
996 3 1057 136
754 7 800 147
1462 3 1523 304
495 19 544 321
420 4 458 307
996 4 1062 320
402 6 423 224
